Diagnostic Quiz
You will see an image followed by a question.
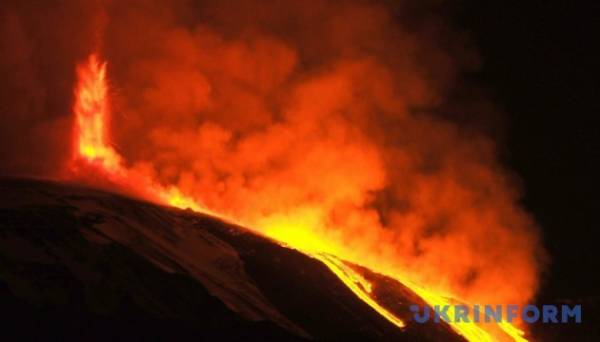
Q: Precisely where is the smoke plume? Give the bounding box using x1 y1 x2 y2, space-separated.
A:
0 0 544 309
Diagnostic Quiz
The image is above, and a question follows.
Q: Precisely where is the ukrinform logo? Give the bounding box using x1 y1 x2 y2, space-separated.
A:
410 304 582 324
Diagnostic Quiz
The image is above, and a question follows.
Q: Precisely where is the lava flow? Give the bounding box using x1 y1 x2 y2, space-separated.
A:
71 53 529 342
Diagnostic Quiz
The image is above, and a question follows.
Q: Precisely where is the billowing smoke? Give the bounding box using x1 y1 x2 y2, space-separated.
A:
0 0 544 309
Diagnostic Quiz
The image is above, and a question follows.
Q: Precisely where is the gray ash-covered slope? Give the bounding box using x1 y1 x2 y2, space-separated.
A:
0 178 464 341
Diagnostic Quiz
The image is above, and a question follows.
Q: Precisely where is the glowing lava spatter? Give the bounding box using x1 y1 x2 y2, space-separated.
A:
72 54 214 216
71 54 528 342
73 54 121 172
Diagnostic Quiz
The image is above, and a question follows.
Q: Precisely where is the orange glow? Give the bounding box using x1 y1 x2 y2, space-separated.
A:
73 55 121 172
71 54 214 217
70 53 531 342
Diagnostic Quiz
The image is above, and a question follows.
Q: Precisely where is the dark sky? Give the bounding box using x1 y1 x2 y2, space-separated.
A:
457 1 599 300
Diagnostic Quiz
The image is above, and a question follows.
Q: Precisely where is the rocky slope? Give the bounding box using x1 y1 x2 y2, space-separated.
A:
0 178 463 341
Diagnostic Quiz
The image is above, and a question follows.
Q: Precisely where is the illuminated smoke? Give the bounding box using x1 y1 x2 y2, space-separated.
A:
104 0 543 306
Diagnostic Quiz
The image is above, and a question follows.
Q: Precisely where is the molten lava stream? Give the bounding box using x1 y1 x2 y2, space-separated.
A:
71 53 528 342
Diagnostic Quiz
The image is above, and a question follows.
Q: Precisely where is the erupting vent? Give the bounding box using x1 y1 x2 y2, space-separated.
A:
70 53 531 342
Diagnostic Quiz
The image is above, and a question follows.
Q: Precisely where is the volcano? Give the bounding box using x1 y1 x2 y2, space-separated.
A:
0 177 465 341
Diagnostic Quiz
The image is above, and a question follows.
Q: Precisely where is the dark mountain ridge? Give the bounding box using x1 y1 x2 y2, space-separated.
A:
0 177 463 341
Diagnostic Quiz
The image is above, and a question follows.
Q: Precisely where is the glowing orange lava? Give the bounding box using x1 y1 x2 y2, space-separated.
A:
73 55 121 172
71 53 528 342
72 54 216 216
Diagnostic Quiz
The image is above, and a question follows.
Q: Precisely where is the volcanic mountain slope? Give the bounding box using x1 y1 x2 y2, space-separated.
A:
0 178 464 341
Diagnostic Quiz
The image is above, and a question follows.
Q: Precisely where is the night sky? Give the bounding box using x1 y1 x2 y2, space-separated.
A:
457 1 599 300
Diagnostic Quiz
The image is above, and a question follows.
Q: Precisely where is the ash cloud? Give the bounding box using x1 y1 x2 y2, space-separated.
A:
0 0 545 308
